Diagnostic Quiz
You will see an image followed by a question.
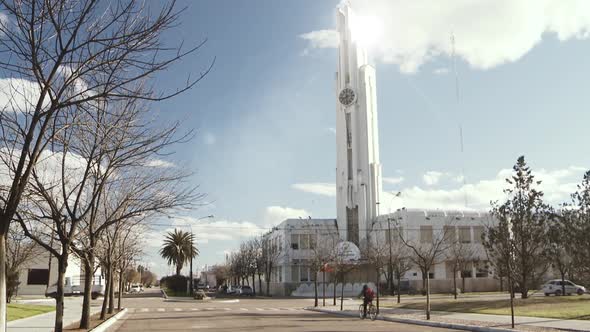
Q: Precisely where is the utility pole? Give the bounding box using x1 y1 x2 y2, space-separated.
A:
190 215 214 296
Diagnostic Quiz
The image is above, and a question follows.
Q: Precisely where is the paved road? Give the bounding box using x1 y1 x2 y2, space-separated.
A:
111 297 459 331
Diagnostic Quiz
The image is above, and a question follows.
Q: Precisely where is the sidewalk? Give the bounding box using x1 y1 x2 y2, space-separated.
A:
8 298 102 332
309 304 590 331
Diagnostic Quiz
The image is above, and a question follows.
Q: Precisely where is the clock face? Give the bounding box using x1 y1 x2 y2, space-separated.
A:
339 88 356 106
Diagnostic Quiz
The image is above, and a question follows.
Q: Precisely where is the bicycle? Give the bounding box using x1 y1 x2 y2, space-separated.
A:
358 302 378 321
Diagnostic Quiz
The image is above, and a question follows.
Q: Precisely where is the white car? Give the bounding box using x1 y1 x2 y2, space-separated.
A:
129 284 144 293
543 279 586 296
45 283 105 299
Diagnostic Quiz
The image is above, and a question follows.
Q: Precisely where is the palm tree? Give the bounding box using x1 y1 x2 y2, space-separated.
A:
159 229 198 276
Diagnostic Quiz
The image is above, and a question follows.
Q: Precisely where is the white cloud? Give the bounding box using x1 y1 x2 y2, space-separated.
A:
433 68 450 75
380 165 587 212
262 206 310 227
203 132 216 145
423 171 445 186
291 182 336 197
299 29 339 50
146 159 175 168
383 176 404 185
301 0 590 73
0 78 44 113
292 165 588 213
327 127 337 135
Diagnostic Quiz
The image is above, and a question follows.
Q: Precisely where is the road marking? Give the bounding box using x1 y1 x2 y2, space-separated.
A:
157 308 165 312
240 308 249 311
269 308 279 311
191 325 210 329
191 308 199 311
255 308 264 311
217 299 240 303
173 308 182 312
140 308 149 312
223 308 231 311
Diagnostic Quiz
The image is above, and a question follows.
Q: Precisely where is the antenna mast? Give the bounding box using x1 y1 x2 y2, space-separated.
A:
451 33 468 208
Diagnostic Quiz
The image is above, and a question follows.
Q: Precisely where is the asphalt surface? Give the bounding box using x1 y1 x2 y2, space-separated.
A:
111 296 460 331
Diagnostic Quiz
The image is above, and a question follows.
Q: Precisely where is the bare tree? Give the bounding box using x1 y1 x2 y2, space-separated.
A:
0 1 212 328
5 227 40 302
306 221 338 307
446 233 478 298
261 232 282 296
398 218 455 320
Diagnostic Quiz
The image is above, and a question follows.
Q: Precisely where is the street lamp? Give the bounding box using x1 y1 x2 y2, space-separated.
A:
190 215 214 296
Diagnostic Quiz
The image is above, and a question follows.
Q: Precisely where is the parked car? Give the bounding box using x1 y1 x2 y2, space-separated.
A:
543 279 586 296
129 284 144 293
196 283 209 290
45 282 104 299
237 285 254 296
226 285 239 294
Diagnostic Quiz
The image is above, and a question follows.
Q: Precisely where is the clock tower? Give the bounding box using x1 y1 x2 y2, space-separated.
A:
335 3 382 247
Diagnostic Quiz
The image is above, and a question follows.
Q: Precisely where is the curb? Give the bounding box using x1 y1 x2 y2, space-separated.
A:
305 307 517 332
90 308 128 332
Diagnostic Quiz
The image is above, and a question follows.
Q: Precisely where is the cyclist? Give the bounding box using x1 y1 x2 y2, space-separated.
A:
360 284 375 319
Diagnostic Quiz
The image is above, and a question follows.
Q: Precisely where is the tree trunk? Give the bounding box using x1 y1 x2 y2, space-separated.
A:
462 275 466 294
453 269 457 300
80 254 94 329
314 273 318 307
55 253 69 332
376 273 380 313
108 268 115 314
499 276 504 292
118 269 123 310
508 270 515 328
426 269 431 320
100 266 110 320
322 270 326 307
176 264 181 276
0 231 6 332
252 274 256 296
258 274 262 296
333 274 337 306
388 264 394 295
397 274 401 304
340 275 344 311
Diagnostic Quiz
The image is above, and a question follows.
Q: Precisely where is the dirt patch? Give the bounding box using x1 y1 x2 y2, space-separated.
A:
64 310 121 331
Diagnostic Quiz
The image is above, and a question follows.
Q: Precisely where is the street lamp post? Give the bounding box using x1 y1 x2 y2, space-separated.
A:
189 215 214 296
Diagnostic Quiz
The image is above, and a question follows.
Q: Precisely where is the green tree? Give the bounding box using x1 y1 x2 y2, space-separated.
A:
486 156 551 299
159 229 198 276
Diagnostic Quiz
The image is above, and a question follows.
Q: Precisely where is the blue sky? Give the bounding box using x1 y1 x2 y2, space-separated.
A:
141 0 590 277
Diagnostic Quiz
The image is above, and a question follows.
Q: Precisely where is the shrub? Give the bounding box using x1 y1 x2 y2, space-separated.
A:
160 275 189 293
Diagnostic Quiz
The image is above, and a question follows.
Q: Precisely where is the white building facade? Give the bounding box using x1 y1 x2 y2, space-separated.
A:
335 4 382 248
262 3 501 296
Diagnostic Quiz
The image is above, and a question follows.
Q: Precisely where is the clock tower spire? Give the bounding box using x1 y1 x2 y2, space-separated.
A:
335 3 382 247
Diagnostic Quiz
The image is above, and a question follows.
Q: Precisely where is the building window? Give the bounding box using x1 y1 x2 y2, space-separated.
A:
428 272 435 279
420 226 433 243
461 262 473 278
300 267 309 282
291 265 299 282
444 226 456 244
27 269 49 285
300 234 309 250
475 262 489 278
291 234 299 250
459 227 471 243
473 226 484 243
309 234 316 249
278 266 282 282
